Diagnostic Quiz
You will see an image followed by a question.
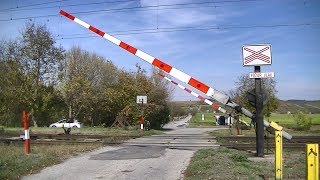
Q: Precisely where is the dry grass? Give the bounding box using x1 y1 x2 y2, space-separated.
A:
0 126 162 179
0 143 102 180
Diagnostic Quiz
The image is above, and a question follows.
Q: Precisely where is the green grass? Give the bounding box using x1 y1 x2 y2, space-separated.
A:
240 113 320 125
184 148 274 180
188 113 225 128
184 148 306 180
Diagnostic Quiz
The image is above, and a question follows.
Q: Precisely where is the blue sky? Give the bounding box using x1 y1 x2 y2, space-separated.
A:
0 0 319 101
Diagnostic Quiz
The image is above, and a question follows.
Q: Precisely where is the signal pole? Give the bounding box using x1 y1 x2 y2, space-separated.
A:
243 44 272 157
255 66 264 157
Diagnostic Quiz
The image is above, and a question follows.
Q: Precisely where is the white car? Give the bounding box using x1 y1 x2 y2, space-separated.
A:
49 119 81 128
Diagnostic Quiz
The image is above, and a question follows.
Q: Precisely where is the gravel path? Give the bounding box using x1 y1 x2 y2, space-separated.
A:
23 115 223 180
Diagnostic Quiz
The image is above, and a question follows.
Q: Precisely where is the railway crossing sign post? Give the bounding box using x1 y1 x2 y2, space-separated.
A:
243 44 272 157
137 96 147 130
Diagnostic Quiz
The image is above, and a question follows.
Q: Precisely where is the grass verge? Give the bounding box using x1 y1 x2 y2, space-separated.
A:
184 148 305 180
0 143 102 180
0 126 162 179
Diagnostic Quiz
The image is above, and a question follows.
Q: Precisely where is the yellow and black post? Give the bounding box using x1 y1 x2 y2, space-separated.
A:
270 121 283 180
275 130 283 180
306 144 319 180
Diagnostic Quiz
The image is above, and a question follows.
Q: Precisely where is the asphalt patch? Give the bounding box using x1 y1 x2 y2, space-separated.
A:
89 145 166 160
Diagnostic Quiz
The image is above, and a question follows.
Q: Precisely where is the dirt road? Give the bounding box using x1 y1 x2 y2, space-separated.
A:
23 115 223 180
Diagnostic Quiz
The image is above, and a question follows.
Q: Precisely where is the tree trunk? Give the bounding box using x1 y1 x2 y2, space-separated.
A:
69 105 72 119
31 108 38 127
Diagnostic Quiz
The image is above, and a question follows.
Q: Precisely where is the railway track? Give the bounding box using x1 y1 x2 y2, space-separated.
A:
1 134 319 149
218 135 320 150
221 143 310 150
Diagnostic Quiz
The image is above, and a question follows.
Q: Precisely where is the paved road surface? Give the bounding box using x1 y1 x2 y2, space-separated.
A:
23 115 224 180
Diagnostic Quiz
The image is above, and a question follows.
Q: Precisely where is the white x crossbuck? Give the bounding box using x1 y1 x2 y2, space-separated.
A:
242 45 272 66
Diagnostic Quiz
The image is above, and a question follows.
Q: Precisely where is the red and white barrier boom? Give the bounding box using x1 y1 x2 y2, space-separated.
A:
158 73 226 114
59 10 292 140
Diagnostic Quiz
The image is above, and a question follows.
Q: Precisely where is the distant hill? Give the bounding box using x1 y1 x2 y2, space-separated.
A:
277 100 320 114
172 100 320 114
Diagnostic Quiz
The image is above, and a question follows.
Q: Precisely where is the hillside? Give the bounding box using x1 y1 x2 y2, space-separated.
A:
277 100 320 114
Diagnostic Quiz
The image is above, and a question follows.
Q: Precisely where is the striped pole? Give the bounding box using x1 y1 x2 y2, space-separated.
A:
22 111 30 154
158 73 226 114
58 10 231 107
59 10 292 140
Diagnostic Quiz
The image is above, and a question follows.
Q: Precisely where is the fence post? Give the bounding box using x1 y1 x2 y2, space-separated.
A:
306 144 319 180
22 111 30 154
275 130 283 180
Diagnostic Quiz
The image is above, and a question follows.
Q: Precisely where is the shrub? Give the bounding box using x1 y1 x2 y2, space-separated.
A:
293 111 312 131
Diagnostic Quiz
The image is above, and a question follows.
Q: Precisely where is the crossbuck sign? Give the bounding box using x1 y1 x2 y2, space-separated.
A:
242 44 272 66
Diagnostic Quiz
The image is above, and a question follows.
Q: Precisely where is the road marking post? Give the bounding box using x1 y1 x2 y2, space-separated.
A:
22 111 31 154
275 130 283 180
140 116 144 130
306 144 319 180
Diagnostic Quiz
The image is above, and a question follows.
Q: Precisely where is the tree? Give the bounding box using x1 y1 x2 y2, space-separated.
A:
20 21 65 126
0 40 30 126
230 74 279 117
60 46 118 125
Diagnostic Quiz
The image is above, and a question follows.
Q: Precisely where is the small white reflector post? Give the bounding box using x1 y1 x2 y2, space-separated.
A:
249 72 275 79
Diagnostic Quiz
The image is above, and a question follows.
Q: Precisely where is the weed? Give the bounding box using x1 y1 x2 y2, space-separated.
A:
230 153 249 163
293 111 312 131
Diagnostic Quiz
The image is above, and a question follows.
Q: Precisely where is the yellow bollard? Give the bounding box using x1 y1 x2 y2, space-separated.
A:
306 144 319 180
275 130 283 180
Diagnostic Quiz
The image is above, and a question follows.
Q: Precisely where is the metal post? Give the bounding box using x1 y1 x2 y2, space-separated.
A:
140 99 144 130
306 144 319 180
275 130 283 180
255 66 264 157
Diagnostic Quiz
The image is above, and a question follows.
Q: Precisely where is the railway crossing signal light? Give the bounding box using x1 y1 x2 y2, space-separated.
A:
246 89 269 107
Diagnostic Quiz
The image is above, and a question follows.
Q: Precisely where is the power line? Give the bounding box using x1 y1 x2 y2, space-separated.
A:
0 0 71 11
0 0 262 12
0 0 263 21
66 0 256 15
0 3 219 22
57 22 320 40
0 0 140 12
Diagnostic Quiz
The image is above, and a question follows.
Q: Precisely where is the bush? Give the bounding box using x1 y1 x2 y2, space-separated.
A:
293 111 312 131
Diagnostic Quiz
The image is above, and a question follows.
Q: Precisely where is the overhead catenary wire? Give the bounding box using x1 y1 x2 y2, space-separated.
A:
0 0 267 22
0 0 140 12
0 0 262 12
0 0 72 12
57 22 320 40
